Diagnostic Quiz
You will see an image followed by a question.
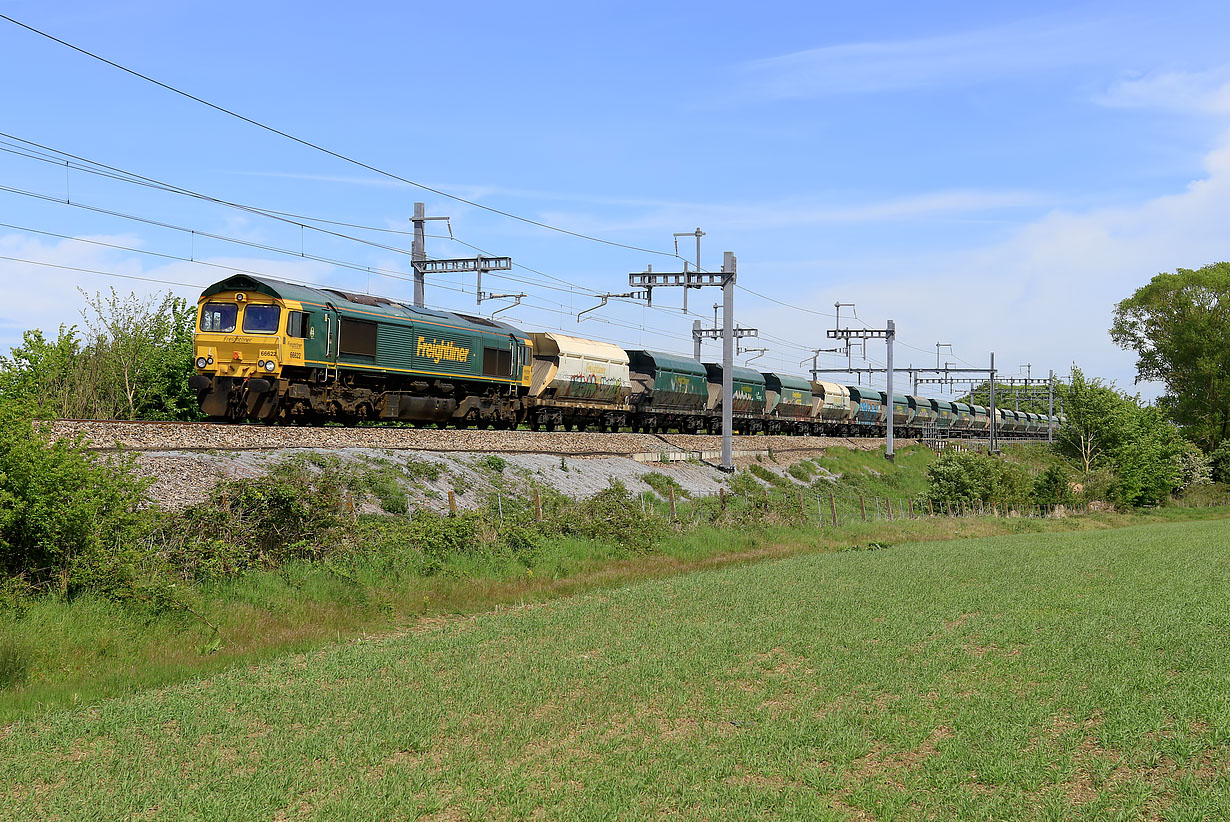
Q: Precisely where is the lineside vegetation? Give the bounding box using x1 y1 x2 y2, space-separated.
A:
2 520 1227 819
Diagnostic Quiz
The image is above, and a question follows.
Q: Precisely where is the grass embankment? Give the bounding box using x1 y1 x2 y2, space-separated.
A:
2 519 1227 819
0 441 1225 724
1 495 1226 727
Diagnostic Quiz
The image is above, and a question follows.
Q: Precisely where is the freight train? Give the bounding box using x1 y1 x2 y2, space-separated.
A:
189 275 1063 438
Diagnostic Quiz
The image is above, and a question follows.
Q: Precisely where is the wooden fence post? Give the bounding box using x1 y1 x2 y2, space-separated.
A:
928 499 934 517
830 493 838 527
448 490 457 517
720 487 727 513
669 487 677 521
887 498 894 520
860 496 867 522
534 489 543 522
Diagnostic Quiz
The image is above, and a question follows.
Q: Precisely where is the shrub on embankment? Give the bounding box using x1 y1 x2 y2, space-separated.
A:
1 397 1225 617
0 400 150 603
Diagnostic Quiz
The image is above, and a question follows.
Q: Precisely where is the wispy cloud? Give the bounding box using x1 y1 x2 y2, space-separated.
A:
729 17 1103 102
738 133 1230 398
536 187 1047 236
1096 67 1230 115
225 170 706 211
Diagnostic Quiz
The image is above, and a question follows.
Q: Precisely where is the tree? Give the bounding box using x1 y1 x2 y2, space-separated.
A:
1055 368 1130 473
0 290 201 422
1054 367 1184 506
1110 263 1230 449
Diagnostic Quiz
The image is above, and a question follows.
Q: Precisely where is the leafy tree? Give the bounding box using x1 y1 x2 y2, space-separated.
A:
1211 440 1230 484
1112 406 1183 506
1032 464 1074 506
1055 368 1130 473
1110 263 1230 449
0 327 88 418
0 289 201 421
1054 367 1184 506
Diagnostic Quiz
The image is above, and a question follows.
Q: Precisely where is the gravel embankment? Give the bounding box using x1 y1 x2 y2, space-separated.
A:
49 421 905 512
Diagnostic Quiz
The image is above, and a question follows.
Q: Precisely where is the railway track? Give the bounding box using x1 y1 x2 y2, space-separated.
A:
47 418 910 458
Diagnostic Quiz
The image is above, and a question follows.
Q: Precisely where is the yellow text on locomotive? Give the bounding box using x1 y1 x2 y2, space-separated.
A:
416 337 470 364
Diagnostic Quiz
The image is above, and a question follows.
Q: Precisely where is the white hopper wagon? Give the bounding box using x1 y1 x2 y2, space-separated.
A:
524 332 632 431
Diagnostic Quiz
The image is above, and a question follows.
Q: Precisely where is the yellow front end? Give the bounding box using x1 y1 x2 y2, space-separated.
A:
191 291 306 419
193 291 306 381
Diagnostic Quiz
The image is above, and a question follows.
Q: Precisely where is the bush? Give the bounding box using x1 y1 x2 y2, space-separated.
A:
554 480 667 553
1210 441 1230 484
787 461 817 482
151 457 352 581
748 463 792 489
0 399 151 598
924 451 1031 509
480 455 507 474
1032 464 1074 506
641 472 689 500
1177 442 1212 492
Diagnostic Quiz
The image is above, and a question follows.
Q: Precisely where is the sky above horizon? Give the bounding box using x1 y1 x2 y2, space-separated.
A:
4 1 1230 400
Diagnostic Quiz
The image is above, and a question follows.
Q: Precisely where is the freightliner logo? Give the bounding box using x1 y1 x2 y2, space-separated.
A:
417 337 470 364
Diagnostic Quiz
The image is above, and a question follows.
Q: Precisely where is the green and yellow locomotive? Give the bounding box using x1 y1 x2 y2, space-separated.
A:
190 275 532 425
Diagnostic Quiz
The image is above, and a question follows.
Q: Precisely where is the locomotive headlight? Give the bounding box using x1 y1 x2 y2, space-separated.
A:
196 357 208 369
264 360 277 372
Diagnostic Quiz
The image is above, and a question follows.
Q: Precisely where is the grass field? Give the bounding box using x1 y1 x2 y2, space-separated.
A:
2 519 1227 820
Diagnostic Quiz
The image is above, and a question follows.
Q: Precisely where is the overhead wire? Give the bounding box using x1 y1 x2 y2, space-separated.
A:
0 13 688 259
0 24 1029 372
1 130 836 362
0 138 854 369
0 20 842 367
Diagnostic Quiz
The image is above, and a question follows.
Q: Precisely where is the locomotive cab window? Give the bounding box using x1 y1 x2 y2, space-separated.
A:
483 346 512 377
200 302 237 333
286 311 310 339
242 304 281 334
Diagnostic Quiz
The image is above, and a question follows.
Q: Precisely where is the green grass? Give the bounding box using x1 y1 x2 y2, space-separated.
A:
1 519 1226 819
1 500 1227 727
811 443 937 501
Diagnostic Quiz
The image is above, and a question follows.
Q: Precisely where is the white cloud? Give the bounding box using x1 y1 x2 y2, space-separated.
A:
738 133 1230 399
729 18 1102 101
0 235 334 353
1096 67 1230 115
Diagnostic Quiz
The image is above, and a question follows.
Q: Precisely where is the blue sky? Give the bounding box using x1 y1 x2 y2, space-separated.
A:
3 1 1230 399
